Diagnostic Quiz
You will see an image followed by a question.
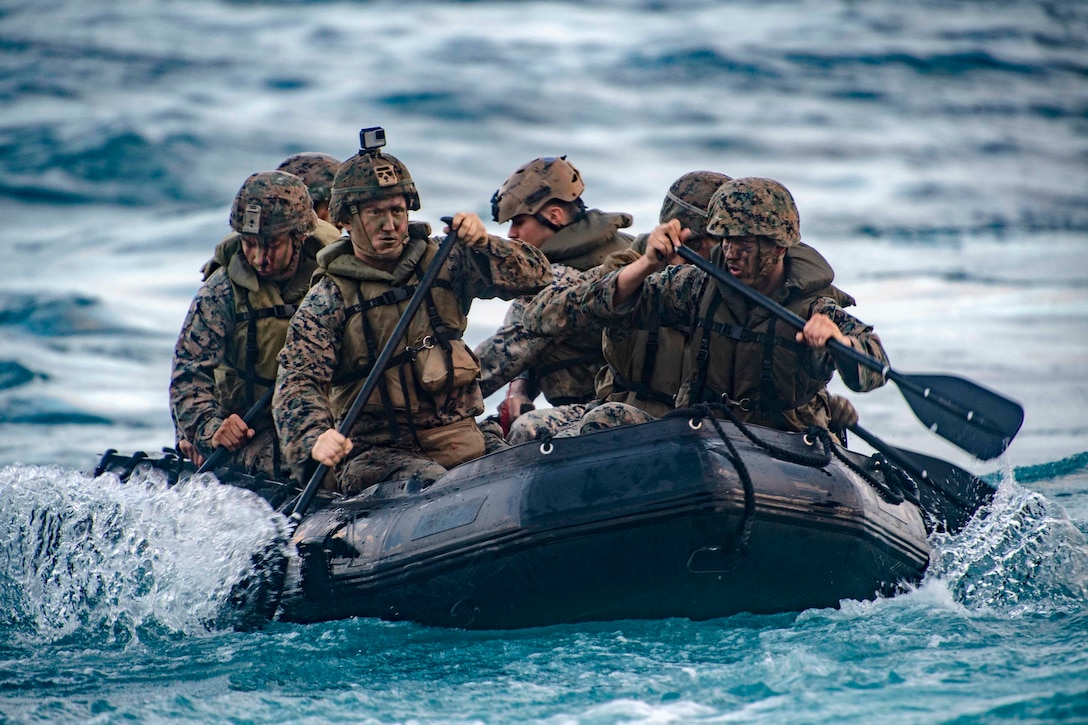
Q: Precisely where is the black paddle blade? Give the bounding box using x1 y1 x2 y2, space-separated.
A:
894 373 1025 461
893 446 997 534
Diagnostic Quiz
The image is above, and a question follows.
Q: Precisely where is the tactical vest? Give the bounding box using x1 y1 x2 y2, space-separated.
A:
213 243 319 420
589 243 688 416
319 228 475 438
678 247 851 430
599 323 692 417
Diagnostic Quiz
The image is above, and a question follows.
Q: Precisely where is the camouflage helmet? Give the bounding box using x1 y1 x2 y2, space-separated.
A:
229 171 316 238
659 170 733 240
706 177 800 247
329 150 420 223
491 155 585 223
276 152 341 204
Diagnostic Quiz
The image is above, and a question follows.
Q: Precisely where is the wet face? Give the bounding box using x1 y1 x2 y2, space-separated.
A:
350 196 410 262
506 213 555 248
241 231 299 280
721 235 783 289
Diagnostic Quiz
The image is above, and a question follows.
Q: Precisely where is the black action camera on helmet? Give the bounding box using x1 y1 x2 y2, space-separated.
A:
360 126 387 153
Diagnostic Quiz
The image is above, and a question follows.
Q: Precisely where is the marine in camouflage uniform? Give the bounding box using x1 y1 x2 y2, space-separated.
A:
171 171 325 479
525 177 887 437
273 138 551 493
475 156 633 444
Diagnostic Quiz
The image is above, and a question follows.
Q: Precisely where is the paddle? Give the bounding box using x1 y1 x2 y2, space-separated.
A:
672 245 1024 460
848 423 996 534
286 217 459 525
196 386 275 474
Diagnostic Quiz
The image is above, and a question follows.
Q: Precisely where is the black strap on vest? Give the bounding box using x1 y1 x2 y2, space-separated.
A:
691 288 722 405
640 326 660 392
759 318 786 427
343 278 453 317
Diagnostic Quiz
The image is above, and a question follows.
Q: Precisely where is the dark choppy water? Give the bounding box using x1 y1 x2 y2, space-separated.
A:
2 0 1087 721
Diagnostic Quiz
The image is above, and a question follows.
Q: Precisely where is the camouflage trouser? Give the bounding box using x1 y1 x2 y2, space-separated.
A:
338 446 446 495
478 416 512 453
577 402 656 434
336 417 510 494
507 403 590 444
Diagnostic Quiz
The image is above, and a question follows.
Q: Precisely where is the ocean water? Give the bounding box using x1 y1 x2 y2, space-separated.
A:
2 0 1087 722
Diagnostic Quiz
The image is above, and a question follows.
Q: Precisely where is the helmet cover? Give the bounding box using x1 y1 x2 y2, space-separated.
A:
706 177 800 247
659 170 733 241
491 155 585 223
276 152 341 204
329 150 420 223
229 171 316 238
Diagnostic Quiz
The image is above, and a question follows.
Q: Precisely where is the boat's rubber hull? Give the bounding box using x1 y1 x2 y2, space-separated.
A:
276 416 929 629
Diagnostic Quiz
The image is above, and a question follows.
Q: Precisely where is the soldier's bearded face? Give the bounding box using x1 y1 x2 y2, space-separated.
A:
241 231 298 280
351 197 410 261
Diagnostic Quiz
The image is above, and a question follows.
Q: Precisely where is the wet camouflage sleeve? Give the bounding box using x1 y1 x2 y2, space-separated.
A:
475 263 600 398
808 296 889 392
272 277 344 471
169 269 235 456
446 234 552 304
524 263 701 337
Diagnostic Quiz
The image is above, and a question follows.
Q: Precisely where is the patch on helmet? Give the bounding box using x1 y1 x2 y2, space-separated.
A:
373 163 398 187
242 203 262 234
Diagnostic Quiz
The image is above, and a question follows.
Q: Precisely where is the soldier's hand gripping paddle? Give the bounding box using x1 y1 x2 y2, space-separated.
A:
673 245 1024 460
196 386 274 474
287 218 460 525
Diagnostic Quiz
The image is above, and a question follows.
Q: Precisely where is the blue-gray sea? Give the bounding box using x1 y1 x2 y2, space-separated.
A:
2 0 1087 722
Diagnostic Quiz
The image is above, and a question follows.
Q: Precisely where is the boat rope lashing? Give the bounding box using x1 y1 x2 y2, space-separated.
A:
804 427 915 506
670 403 916 506
687 404 756 558
813 424 922 502
668 402 833 469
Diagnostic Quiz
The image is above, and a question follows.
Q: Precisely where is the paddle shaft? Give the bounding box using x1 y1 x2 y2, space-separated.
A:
288 218 459 522
848 422 996 533
195 386 274 474
849 423 932 485
672 244 1021 457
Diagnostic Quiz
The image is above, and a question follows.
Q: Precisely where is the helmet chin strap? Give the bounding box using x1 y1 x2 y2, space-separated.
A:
533 199 586 233
532 212 563 233
752 245 785 290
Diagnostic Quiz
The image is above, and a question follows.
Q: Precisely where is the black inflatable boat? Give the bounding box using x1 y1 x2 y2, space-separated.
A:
99 410 991 630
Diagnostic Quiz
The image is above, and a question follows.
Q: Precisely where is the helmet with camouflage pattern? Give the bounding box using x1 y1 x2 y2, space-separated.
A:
276 152 341 205
706 177 800 247
229 171 316 238
491 156 585 223
659 170 733 240
328 150 420 224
